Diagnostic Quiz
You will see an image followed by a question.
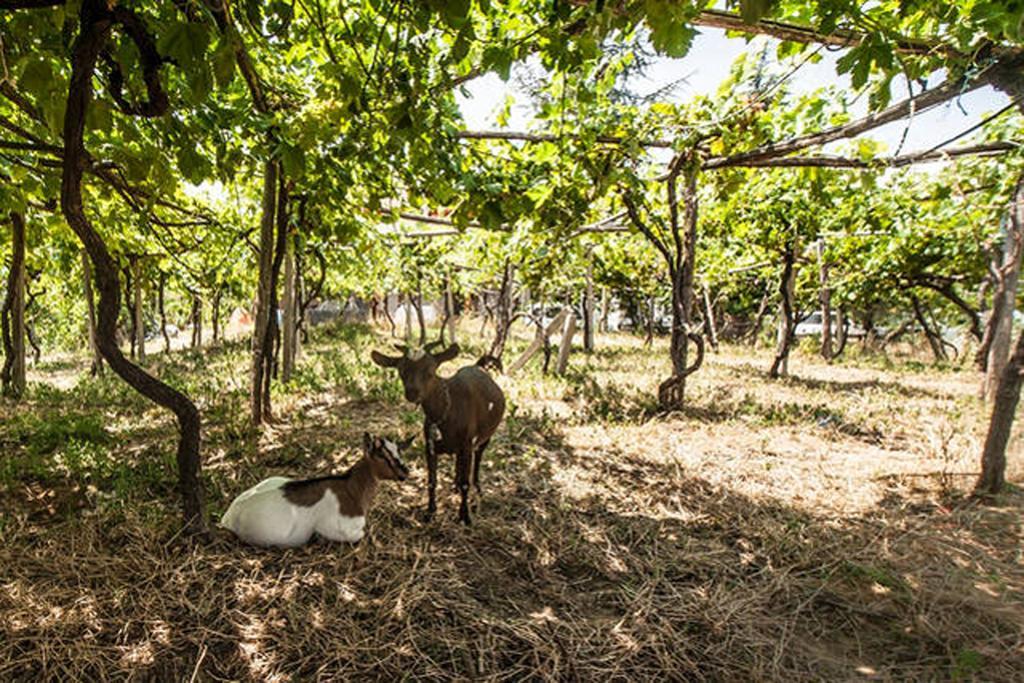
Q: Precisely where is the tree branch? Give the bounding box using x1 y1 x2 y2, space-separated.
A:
706 142 1017 170
704 73 997 168
0 0 64 8
692 9 989 60
456 129 675 148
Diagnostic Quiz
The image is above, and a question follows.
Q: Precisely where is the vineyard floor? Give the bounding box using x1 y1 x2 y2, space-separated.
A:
2 321 1022 681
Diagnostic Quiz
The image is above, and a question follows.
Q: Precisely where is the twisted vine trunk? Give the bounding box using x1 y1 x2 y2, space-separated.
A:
977 326 1024 494
251 159 278 424
488 260 514 360
910 294 947 362
983 175 1024 399
189 291 202 349
61 0 205 532
1 210 26 398
621 160 704 409
659 167 702 408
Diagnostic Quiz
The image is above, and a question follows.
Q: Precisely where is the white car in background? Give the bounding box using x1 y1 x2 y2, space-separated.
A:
794 311 866 338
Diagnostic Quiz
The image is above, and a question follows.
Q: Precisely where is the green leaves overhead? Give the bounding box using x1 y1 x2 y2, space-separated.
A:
1 0 1022 352
643 0 699 58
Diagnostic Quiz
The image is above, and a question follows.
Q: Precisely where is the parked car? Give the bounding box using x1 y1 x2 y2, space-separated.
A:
794 311 866 338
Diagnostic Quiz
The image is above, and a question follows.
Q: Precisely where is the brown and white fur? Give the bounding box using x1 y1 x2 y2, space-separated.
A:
371 342 505 525
219 433 410 547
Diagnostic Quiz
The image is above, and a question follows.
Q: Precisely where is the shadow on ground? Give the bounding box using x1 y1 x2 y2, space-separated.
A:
1 392 1021 681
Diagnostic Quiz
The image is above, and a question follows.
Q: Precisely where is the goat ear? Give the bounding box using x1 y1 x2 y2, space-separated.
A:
362 431 373 453
433 343 459 364
398 434 416 451
371 350 400 368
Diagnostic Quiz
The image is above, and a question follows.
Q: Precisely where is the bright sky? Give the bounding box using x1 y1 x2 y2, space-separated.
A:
456 29 1011 156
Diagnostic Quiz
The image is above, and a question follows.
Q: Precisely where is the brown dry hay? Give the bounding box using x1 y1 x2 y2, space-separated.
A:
1 328 1022 681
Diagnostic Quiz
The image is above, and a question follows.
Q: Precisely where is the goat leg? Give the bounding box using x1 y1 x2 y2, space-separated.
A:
424 420 438 522
456 443 473 526
473 438 490 501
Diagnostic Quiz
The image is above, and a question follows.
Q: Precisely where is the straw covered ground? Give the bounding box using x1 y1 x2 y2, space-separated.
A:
1 322 1022 681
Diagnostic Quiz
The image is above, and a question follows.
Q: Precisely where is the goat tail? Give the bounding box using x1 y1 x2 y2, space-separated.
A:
476 354 503 373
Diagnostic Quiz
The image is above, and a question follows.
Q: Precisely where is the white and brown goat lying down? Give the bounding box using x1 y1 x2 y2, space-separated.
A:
219 433 410 548
371 342 505 525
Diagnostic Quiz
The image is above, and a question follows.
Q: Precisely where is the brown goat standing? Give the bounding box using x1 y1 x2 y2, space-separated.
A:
371 342 505 525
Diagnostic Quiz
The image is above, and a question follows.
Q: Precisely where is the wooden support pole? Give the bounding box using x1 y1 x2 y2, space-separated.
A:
508 308 570 375
702 285 719 352
555 312 577 375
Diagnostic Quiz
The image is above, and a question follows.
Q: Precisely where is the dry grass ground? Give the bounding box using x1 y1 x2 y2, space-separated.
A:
1 321 1022 681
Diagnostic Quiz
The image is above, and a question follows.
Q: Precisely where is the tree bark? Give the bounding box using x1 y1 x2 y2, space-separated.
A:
984 176 1024 399
282 233 297 383
297 245 325 343
251 158 278 425
61 0 205 532
976 325 1024 494
189 290 202 349
413 280 427 346
488 260 514 360
131 256 146 363
769 239 797 379
818 239 833 361
256 172 288 418
81 249 103 375
1 210 26 398
599 287 610 333
211 288 222 343
583 249 594 352
645 292 655 347
910 294 947 362
834 305 848 359
158 271 171 353
748 288 770 347
124 264 136 359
